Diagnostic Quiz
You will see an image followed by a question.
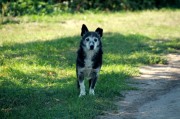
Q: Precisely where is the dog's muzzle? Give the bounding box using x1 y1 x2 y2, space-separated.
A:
90 45 94 50
89 42 94 50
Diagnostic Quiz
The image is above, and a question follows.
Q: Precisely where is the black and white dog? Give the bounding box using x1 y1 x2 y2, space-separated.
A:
76 24 103 97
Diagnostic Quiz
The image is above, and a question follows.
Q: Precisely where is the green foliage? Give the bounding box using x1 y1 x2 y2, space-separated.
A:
70 0 180 11
0 0 180 16
0 0 69 16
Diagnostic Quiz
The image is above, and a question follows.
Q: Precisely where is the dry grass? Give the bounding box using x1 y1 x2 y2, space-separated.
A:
1 10 180 44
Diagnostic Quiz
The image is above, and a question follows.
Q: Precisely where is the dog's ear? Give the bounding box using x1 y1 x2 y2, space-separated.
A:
81 24 89 36
95 28 103 37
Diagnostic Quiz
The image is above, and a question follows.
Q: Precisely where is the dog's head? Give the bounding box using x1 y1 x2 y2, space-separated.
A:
80 24 103 51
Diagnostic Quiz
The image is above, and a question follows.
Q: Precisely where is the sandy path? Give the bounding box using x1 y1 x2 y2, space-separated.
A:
98 54 180 119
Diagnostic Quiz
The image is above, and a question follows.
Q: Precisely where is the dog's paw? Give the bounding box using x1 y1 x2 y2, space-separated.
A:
89 89 95 95
79 92 86 97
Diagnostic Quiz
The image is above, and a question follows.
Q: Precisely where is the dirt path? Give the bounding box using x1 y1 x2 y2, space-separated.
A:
98 54 180 119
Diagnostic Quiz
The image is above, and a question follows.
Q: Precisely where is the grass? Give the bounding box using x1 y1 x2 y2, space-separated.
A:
0 10 180 119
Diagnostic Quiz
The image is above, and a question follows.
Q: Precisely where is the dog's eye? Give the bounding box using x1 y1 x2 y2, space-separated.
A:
86 38 89 41
94 38 98 42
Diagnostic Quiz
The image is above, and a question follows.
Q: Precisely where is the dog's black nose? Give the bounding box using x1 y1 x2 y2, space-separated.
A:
90 45 94 50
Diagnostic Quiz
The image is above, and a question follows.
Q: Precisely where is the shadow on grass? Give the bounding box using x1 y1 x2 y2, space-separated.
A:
0 70 130 119
0 32 179 118
1 35 80 68
1 32 172 67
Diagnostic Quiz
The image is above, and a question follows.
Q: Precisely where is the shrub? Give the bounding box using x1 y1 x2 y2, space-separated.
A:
0 0 180 16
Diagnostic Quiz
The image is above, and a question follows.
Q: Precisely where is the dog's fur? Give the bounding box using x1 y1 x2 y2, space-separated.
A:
76 24 103 97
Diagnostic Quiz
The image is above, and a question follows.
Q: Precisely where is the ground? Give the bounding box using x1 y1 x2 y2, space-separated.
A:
0 10 180 118
98 53 180 119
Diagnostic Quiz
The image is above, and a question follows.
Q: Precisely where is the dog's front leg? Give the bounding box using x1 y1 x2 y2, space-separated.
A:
89 72 98 95
78 72 86 97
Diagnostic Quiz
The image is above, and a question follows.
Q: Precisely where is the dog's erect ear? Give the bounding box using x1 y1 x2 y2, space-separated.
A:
81 24 89 36
95 28 103 37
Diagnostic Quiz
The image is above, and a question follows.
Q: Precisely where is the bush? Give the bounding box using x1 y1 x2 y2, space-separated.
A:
0 0 180 16
0 0 69 16
69 0 180 11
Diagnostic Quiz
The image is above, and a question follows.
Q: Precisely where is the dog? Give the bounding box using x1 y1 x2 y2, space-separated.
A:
76 24 103 97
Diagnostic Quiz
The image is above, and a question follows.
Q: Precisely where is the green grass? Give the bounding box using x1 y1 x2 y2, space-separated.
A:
0 10 180 119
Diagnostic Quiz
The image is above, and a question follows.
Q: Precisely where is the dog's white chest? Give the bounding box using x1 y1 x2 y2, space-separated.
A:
84 59 93 77
84 51 94 68
84 59 93 68
83 51 94 77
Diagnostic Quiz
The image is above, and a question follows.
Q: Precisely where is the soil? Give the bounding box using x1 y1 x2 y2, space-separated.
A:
98 54 180 119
